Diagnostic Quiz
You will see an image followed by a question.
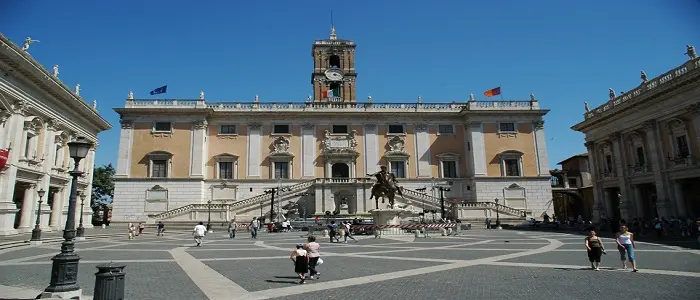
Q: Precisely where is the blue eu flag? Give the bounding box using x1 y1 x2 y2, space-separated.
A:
149 85 167 95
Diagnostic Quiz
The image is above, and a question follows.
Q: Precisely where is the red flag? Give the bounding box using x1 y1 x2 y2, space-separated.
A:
0 149 9 170
483 87 501 97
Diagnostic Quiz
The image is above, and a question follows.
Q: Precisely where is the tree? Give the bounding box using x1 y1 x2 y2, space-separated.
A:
91 163 115 207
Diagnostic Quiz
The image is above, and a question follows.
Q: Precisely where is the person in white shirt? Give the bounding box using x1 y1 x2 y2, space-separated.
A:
193 222 207 247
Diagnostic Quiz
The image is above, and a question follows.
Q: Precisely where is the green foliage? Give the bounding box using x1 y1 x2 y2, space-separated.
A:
91 163 115 208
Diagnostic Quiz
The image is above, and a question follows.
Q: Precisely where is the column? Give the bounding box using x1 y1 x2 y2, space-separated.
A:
314 183 324 214
81 144 97 228
633 185 644 218
190 120 207 178
532 120 550 176
247 123 262 178
18 184 36 232
468 122 487 176
49 188 63 229
643 121 671 217
690 104 700 150
0 110 10 150
0 103 28 235
301 123 316 178
115 119 134 177
42 120 57 173
363 124 379 174
671 181 686 217
585 141 604 222
414 124 431 177
611 133 632 220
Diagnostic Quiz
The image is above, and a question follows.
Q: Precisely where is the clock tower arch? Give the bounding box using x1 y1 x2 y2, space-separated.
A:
311 26 357 102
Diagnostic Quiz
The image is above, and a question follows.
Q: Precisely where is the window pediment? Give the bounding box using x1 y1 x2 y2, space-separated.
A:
147 151 173 160
215 153 238 162
665 118 686 133
498 150 524 159
436 152 460 161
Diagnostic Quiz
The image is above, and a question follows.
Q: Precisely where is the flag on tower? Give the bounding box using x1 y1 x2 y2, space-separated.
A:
483 87 501 97
150 85 168 95
322 89 334 99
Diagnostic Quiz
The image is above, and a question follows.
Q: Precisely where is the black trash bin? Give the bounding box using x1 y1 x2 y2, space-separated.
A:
94 264 126 300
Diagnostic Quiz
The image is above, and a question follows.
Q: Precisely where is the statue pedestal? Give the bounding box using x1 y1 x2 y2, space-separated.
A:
370 208 412 235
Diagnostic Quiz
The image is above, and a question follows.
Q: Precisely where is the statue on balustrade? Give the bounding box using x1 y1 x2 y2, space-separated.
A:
367 166 404 209
686 45 697 60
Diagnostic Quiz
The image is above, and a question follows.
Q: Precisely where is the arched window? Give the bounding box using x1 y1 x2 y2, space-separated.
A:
329 55 341 68
22 117 43 160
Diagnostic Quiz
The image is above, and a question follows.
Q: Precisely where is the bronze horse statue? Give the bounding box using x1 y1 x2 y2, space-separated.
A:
368 173 401 209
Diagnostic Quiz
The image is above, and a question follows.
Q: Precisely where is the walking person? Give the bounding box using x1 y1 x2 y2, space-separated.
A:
343 221 358 243
327 220 340 243
290 243 309 284
584 230 606 270
616 225 638 272
305 236 322 279
127 223 136 240
250 217 259 239
157 221 165 236
228 219 237 239
193 221 207 247
137 222 145 236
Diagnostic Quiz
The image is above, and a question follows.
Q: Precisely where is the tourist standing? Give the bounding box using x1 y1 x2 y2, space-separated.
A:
290 244 309 284
250 217 259 239
584 230 606 270
228 219 237 239
616 225 638 272
157 221 165 236
193 222 207 247
305 235 321 279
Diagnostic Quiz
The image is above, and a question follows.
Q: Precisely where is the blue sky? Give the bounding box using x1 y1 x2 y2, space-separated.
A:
1 0 699 169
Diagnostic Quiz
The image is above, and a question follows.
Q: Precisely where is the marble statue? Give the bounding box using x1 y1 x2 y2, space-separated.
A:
254 94 259 102
640 70 648 83
21 37 39 51
530 93 537 101
92 100 97 109
608 88 615 100
52 65 59 77
469 93 475 101
686 45 697 60
128 90 134 100
417 96 422 103
367 95 372 102
75 84 81 96
306 95 312 102
199 90 205 100
584 101 590 112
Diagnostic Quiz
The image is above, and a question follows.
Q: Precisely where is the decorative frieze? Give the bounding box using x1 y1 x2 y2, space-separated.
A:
120 119 133 129
302 123 315 130
363 123 376 130
414 123 428 131
193 120 208 130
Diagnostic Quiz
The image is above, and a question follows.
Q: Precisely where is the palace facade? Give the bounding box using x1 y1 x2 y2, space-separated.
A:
112 29 553 223
0 34 111 235
572 51 700 222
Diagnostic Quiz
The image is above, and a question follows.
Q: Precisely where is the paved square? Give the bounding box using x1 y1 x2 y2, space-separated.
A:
0 229 698 299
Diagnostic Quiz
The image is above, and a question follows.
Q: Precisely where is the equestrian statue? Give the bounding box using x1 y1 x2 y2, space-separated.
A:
367 166 404 209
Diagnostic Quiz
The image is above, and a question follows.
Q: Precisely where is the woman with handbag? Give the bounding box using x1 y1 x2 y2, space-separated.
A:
305 235 322 279
584 230 606 270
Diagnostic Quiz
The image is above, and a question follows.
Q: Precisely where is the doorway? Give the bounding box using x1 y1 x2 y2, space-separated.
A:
331 163 350 178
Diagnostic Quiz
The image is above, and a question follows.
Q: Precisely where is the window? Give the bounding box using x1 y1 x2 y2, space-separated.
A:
329 55 341 68
438 125 454 135
568 178 578 187
151 160 168 178
442 161 457 178
388 125 404 134
605 155 613 172
390 161 406 178
676 135 689 158
154 122 172 132
273 124 290 134
332 125 348 134
24 135 33 158
499 123 516 132
54 145 61 166
218 161 233 179
504 159 520 176
274 162 289 179
636 147 645 165
219 125 236 135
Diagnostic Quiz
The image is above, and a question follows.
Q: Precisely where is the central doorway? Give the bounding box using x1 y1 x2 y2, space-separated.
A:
331 163 350 178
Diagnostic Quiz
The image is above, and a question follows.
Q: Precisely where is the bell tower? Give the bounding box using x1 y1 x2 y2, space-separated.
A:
311 26 357 102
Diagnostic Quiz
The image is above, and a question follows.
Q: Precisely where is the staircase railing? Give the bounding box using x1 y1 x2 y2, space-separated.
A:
461 202 527 216
227 179 316 209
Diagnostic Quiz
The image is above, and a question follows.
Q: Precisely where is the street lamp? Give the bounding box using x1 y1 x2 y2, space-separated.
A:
436 186 451 220
42 136 92 299
30 188 46 244
76 192 86 239
416 187 427 222
494 198 502 230
264 188 278 223
206 200 212 232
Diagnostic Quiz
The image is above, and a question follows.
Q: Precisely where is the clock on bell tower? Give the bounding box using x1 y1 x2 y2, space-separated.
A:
311 26 357 102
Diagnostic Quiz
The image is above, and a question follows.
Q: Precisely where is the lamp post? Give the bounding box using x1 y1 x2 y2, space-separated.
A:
42 136 92 299
76 192 86 239
494 198 502 229
416 187 427 223
206 200 212 232
260 201 264 223
264 188 278 223
30 188 46 244
436 186 451 220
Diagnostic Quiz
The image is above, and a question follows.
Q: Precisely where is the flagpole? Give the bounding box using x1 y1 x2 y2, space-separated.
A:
499 84 504 100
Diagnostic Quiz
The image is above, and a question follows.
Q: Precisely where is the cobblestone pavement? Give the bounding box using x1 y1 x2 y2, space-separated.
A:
0 229 698 299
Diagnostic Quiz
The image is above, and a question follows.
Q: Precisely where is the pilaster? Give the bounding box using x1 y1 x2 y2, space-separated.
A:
532 120 550 176
642 121 671 217
49 188 63 229
247 123 262 178
468 122 487 176
689 104 700 149
611 132 631 220
42 119 58 173
585 141 604 222
363 124 379 174
18 184 36 232
190 120 207 178
671 181 686 217
0 111 27 205
301 123 316 178
81 144 97 228
115 119 134 177
414 123 431 177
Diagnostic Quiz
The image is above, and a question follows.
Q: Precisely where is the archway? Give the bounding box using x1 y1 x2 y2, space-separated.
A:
331 163 349 178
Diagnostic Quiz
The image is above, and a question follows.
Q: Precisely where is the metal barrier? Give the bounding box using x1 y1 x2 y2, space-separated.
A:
94 264 126 300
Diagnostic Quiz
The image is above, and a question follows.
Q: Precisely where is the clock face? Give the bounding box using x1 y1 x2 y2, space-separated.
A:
325 69 343 81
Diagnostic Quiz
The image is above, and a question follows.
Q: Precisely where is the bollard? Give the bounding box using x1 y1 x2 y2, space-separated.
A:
94 264 126 300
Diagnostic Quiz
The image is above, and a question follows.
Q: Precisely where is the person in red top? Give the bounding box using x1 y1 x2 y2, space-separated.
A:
315 216 320 224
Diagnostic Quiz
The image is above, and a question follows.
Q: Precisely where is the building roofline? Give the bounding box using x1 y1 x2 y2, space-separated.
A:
557 153 588 165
